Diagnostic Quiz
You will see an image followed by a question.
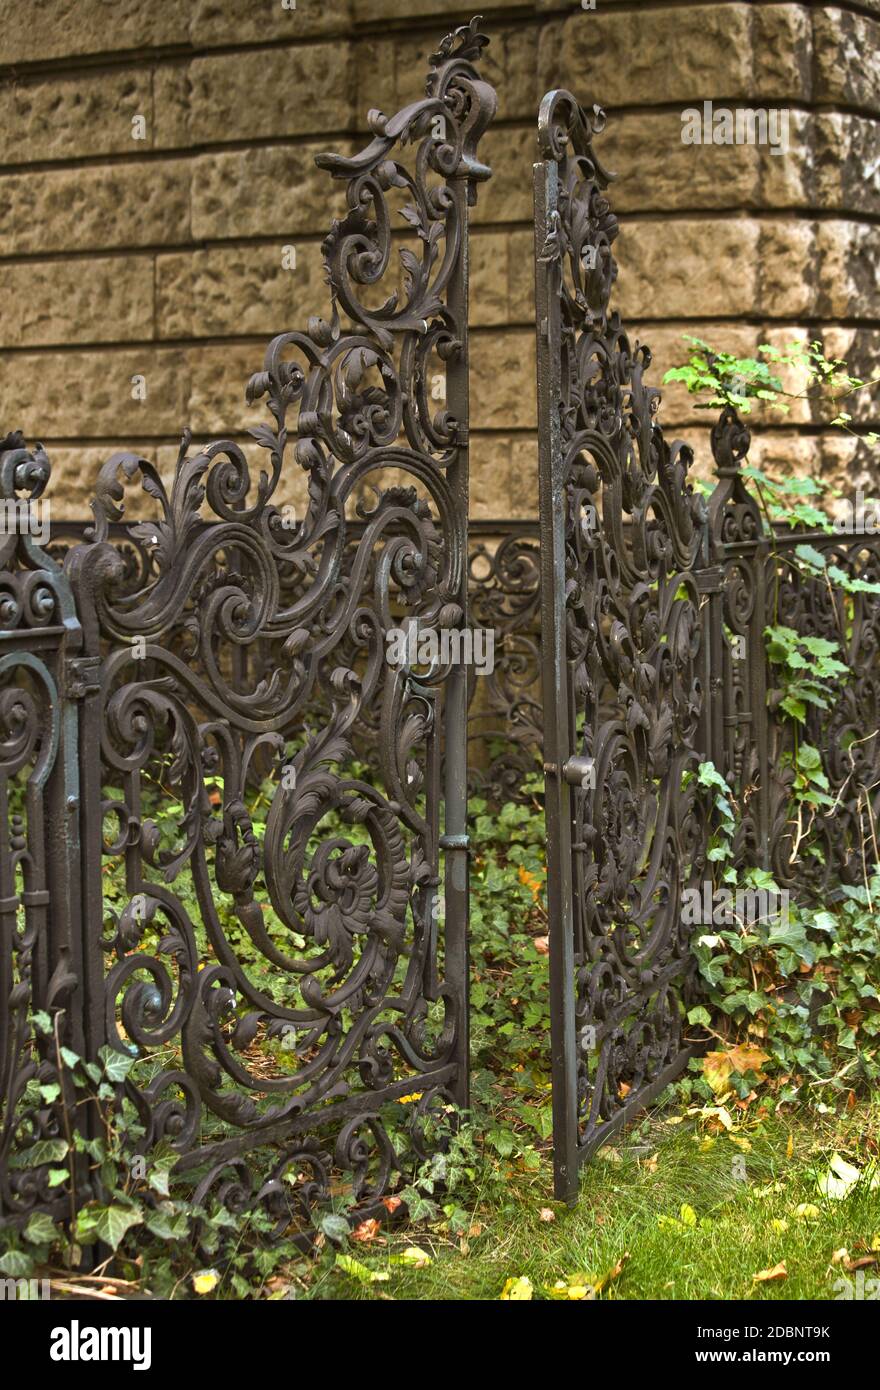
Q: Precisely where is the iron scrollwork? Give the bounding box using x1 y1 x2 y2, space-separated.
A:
59 18 497 1237
0 433 87 1231
535 91 710 1199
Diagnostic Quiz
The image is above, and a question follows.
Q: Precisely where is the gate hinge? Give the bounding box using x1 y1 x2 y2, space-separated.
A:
65 655 102 699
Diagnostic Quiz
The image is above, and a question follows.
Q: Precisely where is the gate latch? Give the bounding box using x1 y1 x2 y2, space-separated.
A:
561 755 596 790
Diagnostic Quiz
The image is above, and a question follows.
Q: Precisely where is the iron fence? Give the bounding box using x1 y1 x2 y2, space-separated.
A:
0 20 877 1241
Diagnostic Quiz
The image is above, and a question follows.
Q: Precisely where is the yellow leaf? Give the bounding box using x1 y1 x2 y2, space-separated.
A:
754 1181 785 1198
335 1254 390 1284
500 1276 533 1301
770 1218 788 1234
680 1204 697 1227
794 1203 821 1221
729 1135 752 1152
704 1047 768 1096
192 1268 219 1295
545 1273 594 1301
397 1092 423 1105
702 1052 733 1094
392 1246 432 1269
753 1261 787 1283
786 1132 794 1160
728 1045 770 1075
831 1248 850 1265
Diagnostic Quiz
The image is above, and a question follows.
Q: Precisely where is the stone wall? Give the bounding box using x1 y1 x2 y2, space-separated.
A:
1 0 878 520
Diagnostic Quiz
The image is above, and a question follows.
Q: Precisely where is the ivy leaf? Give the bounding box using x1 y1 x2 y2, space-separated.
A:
77 1203 143 1251
9 1139 69 1170
98 1045 136 1084
23 1212 58 1245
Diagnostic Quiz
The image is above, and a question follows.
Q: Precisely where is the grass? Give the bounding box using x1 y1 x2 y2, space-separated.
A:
306 1103 880 1301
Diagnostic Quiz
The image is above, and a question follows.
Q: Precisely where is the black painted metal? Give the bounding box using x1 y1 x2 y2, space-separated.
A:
2 28 879 1240
533 87 880 1203
535 92 716 1201
1 17 498 1242
706 411 880 896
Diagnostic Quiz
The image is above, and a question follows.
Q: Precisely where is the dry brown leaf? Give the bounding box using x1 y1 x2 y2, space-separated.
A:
352 1219 382 1243
539 1208 555 1223
753 1261 787 1283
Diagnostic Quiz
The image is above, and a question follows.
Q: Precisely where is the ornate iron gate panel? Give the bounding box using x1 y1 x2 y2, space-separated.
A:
35 19 495 1239
706 413 880 895
534 92 712 1201
0 436 92 1230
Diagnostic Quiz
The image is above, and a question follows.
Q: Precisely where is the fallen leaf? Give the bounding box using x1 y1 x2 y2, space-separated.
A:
753 1261 787 1283
817 1152 879 1201
770 1218 788 1234
192 1269 219 1295
702 1052 732 1094
391 1246 431 1269
533 936 549 955
500 1276 533 1301
382 1195 403 1215
335 1254 389 1285
831 1248 849 1265
545 1274 594 1301
844 1254 878 1273
754 1181 785 1198
352 1219 382 1244
795 1203 821 1221
786 1132 794 1160
539 1208 555 1223
728 1044 770 1075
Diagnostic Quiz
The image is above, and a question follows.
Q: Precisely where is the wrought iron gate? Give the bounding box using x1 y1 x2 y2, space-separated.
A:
1 17 497 1240
534 92 712 1202
3 21 880 1245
